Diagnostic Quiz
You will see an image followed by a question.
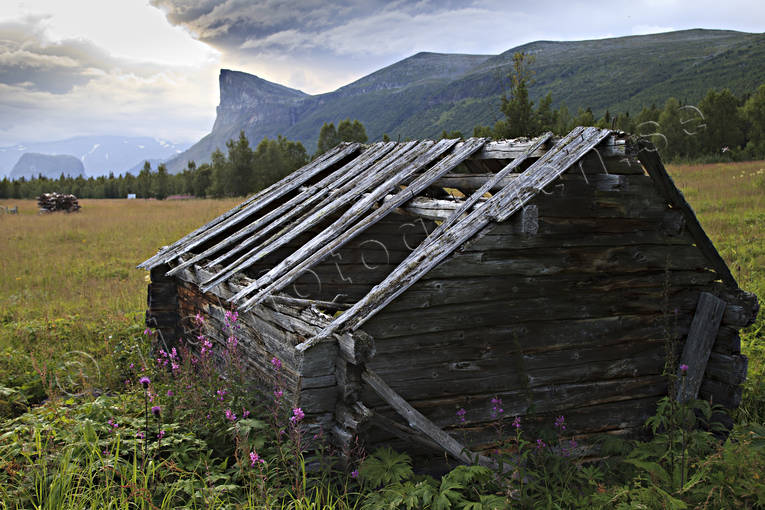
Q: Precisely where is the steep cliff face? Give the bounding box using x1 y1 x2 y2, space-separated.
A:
166 29 765 173
10 153 85 179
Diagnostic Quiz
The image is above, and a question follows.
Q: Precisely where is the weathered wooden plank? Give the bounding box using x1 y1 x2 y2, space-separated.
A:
238 138 487 309
167 142 398 277
365 289 702 337
712 326 741 355
140 142 360 269
704 352 748 386
364 341 667 402
199 141 429 291
364 376 666 431
429 173 518 191
699 378 743 409
371 314 691 352
424 244 711 281
636 140 738 288
676 292 727 403
362 369 488 465
384 272 715 313
313 127 612 340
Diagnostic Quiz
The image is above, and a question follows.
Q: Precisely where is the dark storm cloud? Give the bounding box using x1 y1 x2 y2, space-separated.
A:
0 17 116 93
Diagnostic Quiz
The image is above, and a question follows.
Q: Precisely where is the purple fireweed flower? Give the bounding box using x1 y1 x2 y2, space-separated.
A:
490 397 504 418
201 339 213 355
139 376 151 388
158 430 165 439
151 406 161 418
249 451 265 466
129 363 134 369
274 389 283 399
136 431 144 439
243 409 250 419
290 407 305 424
680 364 689 374
143 328 153 336
351 469 359 479
225 409 237 421
512 416 521 429
107 418 119 429
554 415 566 430
456 408 466 423
227 335 238 349
171 362 179 372
271 357 282 371
167 390 174 397
536 439 546 449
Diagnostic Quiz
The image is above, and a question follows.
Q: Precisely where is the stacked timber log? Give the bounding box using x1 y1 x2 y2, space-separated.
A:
37 193 81 212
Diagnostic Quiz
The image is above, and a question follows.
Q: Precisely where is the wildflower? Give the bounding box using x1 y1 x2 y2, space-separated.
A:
290 407 305 424
139 376 151 388
151 406 161 418
554 415 566 430
201 339 213 355
143 328 153 336
271 357 282 370
243 409 251 419
136 431 144 439
157 430 165 439
129 363 134 369
679 364 689 374
490 397 504 418
225 409 237 421
512 416 521 429
351 469 359 479
536 439 546 449
103 449 109 455
456 408 466 423
227 335 238 348
107 418 119 429
194 312 204 325
216 389 227 401
249 451 265 466
274 389 283 399
167 390 174 397
569 439 578 449
171 362 179 371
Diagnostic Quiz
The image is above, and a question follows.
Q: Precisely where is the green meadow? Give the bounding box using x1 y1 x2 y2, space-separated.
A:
0 161 762 508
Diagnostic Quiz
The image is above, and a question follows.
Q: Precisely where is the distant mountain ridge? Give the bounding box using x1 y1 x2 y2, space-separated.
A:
10 153 85 180
160 28 765 172
0 136 191 178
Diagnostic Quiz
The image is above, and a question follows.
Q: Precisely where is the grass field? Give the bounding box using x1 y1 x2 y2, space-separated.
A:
0 161 762 508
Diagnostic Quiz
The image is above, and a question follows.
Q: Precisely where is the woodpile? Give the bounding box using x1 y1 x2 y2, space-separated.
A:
37 193 81 213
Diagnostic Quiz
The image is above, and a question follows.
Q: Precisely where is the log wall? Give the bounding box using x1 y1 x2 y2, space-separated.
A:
358 157 753 457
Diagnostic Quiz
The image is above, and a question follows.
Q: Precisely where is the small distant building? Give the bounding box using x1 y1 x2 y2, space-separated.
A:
140 127 758 466
127 194 137 200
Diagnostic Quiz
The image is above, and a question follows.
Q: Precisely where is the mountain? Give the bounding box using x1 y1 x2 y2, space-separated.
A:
166 29 765 172
0 136 191 178
10 153 85 180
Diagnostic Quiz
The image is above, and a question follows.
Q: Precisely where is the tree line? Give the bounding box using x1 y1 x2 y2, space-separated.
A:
2 58 764 200
466 52 765 162
0 119 367 200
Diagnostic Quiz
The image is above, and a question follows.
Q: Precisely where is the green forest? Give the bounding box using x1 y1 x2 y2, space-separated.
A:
2 59 764 201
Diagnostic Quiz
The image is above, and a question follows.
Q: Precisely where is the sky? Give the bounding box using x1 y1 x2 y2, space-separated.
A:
0 0 763 147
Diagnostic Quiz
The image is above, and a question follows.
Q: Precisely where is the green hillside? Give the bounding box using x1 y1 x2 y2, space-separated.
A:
166 28 765 171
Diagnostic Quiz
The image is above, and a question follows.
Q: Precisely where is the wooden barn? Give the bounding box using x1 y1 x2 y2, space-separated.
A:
139 126 758 464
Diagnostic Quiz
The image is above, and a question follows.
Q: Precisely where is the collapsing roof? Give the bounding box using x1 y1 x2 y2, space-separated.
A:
140 126 738 340
140 125 757 464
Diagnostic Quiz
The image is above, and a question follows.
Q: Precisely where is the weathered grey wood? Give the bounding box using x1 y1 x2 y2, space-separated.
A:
676 292 727 403
430 173 518 191
237 138 487 309
313 127 611 340
464 135 625 160
200 141 430 291
636 140 738 288
140 142 360 269
167 142 397 277
267 295 352 311
704 352 748 386
362 368 487 465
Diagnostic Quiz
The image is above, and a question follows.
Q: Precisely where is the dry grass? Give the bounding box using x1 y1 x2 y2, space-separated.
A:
0 198 239 324
668 160 765 298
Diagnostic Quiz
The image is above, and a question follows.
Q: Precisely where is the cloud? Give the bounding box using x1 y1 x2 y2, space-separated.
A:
0 16 218 145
